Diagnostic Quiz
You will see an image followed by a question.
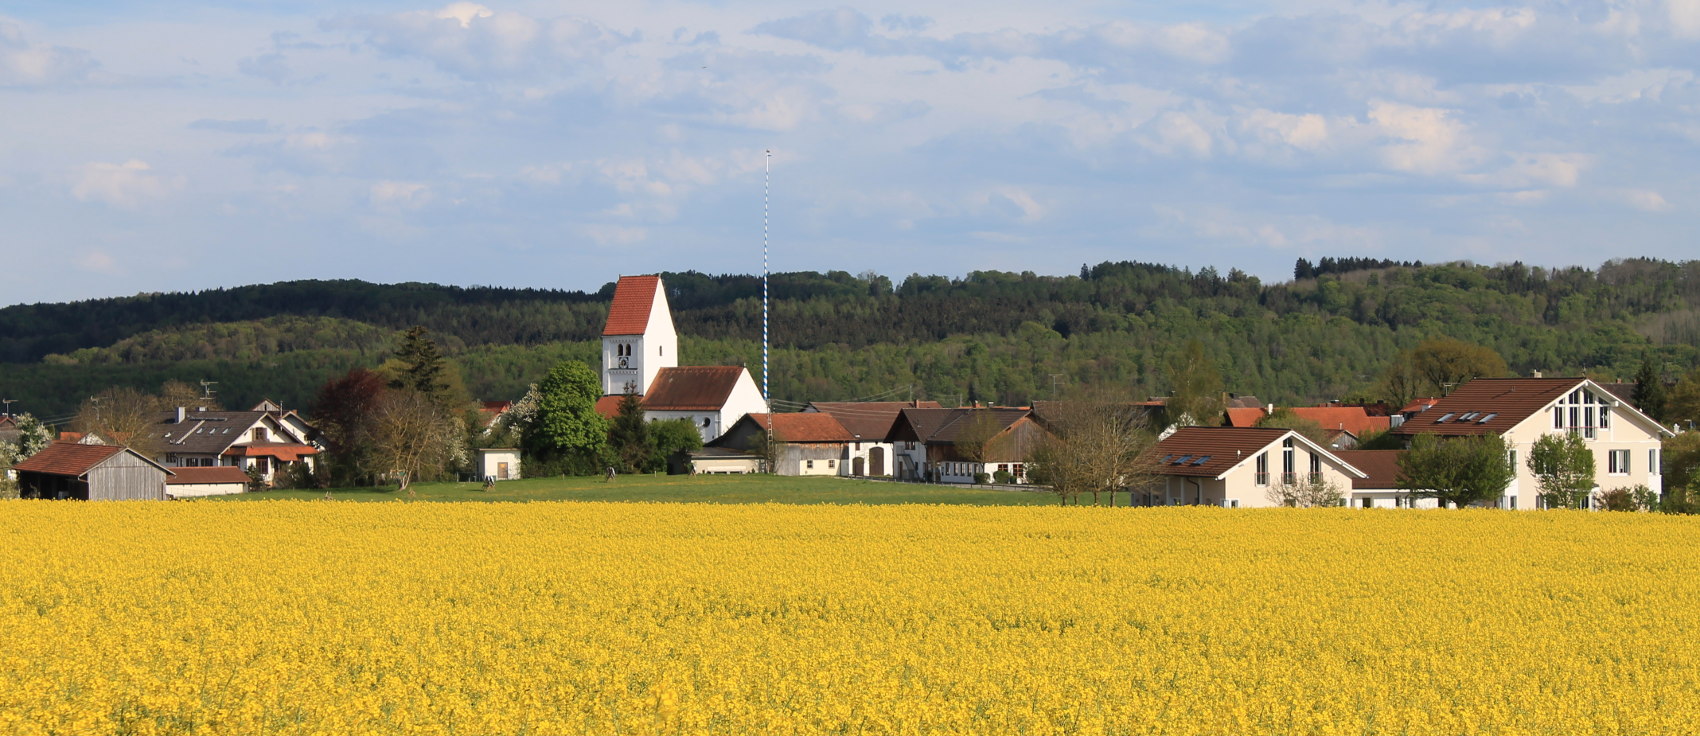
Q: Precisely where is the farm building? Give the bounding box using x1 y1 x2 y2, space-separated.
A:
13 443 173 501
164 466 252 499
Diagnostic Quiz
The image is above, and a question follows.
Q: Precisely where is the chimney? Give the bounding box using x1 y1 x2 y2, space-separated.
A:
1531 369 1543 378
175 407 186 424
1266 403 1274 414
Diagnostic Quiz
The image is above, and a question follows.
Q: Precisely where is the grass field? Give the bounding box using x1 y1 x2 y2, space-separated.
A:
4 502 1698 734
211 473 1060 505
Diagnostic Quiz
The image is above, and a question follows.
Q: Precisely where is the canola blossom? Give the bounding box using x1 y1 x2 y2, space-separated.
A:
2 501 1698 735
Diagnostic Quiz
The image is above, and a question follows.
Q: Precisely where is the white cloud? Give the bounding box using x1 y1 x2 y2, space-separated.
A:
0 19 100 86
1367 101 1474 176
75 250 119 274
329 3 630 79
369 180 431 209
1619 188 1673 212
71 160 184 210
1671 0 1700 39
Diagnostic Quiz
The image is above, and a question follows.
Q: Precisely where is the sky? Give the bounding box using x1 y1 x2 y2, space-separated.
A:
3 0 1698 306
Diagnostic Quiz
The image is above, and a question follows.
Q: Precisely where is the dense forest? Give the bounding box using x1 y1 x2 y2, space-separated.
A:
3 258 1700 423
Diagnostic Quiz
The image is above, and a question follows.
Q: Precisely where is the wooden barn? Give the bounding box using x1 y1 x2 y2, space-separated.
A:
13 443 173 501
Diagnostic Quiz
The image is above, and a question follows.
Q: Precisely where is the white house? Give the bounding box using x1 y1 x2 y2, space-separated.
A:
1392 377 1672 509
164 466 252 499
1145 427 1368 508
143 407 319 484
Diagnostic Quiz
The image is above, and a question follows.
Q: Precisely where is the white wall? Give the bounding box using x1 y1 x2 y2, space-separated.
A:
166 482 246 498
477 450 522 480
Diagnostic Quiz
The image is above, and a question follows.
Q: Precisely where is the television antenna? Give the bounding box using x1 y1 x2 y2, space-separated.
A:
200 380 218 402
1 398 13 417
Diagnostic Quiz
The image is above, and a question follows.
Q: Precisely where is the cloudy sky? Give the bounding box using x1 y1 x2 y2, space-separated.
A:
3 0 1698 305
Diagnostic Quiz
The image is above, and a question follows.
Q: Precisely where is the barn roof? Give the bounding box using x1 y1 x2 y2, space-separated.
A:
808 401 942 439
602 275 662 336
165 466 251 485
14 443 171 477
1332 450 1405 489
739 413 855 443
643 366 747 411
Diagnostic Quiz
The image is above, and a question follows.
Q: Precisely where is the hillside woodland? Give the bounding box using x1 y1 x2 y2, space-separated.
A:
3 259 1700 426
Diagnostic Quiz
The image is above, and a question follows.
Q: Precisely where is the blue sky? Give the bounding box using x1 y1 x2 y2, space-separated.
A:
3 0 1698 305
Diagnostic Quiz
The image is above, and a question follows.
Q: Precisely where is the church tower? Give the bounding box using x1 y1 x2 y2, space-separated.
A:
601 275 678 396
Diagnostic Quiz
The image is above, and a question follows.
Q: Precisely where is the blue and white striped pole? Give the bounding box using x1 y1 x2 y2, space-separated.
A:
762 150 771 407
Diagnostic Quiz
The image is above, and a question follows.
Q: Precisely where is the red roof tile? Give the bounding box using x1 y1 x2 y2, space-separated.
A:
1150 427 1297 478
643 366 747 411
14 443 131 476
1225 407 1267 427
1332 450 1405 490
594 395 629 420
1399 397 1442 414
1288 407 1391 437
166 466 252 485
221 443 318 461
602 275 662 336
741 413 855 443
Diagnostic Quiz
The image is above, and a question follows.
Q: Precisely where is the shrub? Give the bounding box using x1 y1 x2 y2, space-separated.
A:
1598 485 1656 512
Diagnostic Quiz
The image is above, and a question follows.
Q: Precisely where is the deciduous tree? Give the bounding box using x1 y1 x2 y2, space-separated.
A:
1397 433 1513 509
310 368 389 485
524 361 609 475
1528 432 1596 509
73 387 165 457
1164 340 1223 428
1028 395 1158 506
1407 337 1509 396
370 390 464 490
649 419 702 473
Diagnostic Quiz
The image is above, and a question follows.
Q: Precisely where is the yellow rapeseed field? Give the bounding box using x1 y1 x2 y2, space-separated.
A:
2 501 1698 735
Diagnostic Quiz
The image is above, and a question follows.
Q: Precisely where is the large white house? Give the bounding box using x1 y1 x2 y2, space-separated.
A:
1146 426 1368 508
1392 377 1673 509
597 275 768 443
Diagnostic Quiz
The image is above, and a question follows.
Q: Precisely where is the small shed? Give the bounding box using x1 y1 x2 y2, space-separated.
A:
13 443 173 501
165 466 252 498
688 447 762 474
476 448 522 481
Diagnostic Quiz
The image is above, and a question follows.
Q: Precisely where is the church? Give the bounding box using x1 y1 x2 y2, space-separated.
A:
596 275 769 443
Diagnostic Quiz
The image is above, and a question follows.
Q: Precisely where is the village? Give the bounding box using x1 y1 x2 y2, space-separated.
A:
2 274 1677 511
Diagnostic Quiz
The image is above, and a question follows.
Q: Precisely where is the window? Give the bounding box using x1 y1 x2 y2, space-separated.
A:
253 428 268 442
1224 499 1240 508
1309 454 1322 482
1507 449 1518 472
1652 449 1661 475
806 460 814 469
1361 498 1372 508
1509 496 1517 510
1600 407 1610 429
1255 452 1269 486
1281 439 1296 485
827 460 836 469
1608 449 1630 475
1553 408 1563 429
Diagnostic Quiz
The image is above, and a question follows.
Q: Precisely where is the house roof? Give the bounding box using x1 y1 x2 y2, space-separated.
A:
894 407 1031 445
1225 395 1264 409
739 413 855 443
148 410 278 455
642 366 747 411
1333 450 1405 490
1287 407 1391 437
1150 427 1295 477
14 443 170 477
1399 397 1442 415
1389 377 1666 437
165 466 251 485
602 275 662 336
808 401 942 439
1225 407 1267 427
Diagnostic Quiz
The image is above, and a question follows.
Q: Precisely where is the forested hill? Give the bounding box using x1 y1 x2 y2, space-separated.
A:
3 258 1699 421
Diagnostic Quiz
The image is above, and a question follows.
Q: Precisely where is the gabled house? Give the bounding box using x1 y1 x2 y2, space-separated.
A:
145 407 320 484
1391 377 1673 509
713 413 856 476
1145 427 1367 508
1287 406 1393 449
642 366 769 443
805 400 943 477
889 407 1048 484
14 442 173 501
